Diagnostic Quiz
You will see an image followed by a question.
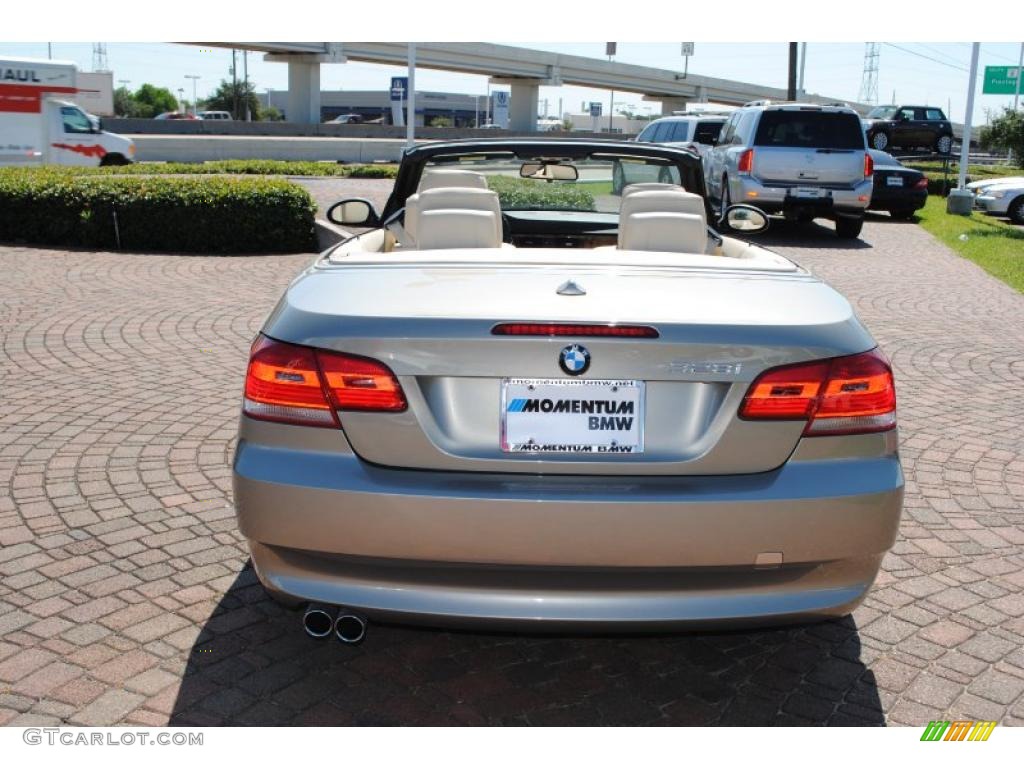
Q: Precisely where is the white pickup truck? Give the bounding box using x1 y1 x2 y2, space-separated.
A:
1 57 135 167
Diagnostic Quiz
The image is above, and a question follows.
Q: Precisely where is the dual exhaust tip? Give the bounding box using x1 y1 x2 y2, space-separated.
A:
303 604 367 644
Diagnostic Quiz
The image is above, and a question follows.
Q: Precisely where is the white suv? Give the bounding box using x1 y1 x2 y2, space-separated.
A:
704 102 874 239
636 114 727 161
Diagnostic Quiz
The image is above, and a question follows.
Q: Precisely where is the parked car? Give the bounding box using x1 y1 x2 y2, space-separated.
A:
232 138 903 642
973 179 1024 224
867 150 928 219
861 105 954 155
198 110 232 121
326 114 362 124
631 114 728 172
967 176 1024 194
154 111 198 120
705 101 874 238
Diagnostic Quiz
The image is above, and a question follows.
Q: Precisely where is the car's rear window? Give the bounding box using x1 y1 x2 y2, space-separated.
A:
754 111 865 150
693 121 724 144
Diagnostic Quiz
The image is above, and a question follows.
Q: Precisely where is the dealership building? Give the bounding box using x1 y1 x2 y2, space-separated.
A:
259 89 498 126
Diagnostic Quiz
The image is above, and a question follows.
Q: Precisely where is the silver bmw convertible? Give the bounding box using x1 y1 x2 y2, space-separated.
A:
233 139 902 642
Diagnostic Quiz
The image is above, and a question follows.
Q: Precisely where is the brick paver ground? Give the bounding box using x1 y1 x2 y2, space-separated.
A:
1 186 1023 726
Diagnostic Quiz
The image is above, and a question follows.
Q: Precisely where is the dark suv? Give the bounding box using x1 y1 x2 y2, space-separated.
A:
861 105 954 155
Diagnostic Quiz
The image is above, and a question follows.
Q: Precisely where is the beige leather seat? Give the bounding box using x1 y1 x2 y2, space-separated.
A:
618 211 707 254
407 187 503 250
404 187 501 248
418 169 488 192
619 187 707 229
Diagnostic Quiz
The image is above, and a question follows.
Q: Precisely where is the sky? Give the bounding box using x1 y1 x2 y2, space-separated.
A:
2 41 1021 123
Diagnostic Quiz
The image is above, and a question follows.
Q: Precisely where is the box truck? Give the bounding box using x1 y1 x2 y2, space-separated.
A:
1 57 135 166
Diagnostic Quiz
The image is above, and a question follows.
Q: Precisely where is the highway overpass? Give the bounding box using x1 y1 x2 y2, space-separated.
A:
188 42 868 129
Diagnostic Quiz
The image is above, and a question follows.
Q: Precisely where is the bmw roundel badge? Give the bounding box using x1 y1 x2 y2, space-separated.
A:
559 344 590 376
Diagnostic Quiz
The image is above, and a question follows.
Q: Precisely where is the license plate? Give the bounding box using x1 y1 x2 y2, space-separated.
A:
886 176 904 186
501 379 644 454
792 187 823 199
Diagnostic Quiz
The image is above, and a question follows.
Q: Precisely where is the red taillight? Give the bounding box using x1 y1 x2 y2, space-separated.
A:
737 149 753 175
492 323 659 338
864 152 874 178
243 335 406 427
914 177 928 189
739 348 896 436
244 336 336 427
317 350 407 412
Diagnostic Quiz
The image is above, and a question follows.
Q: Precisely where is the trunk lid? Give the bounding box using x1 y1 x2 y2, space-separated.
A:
264 249 874 475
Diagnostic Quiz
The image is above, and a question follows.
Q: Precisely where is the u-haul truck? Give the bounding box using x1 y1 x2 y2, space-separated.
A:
1 56 135 166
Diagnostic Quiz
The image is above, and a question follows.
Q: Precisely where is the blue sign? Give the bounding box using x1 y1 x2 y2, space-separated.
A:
589 102 602 117
390 77 409 102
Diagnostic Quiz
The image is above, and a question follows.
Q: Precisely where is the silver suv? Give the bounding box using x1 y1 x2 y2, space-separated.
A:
705 102 874 238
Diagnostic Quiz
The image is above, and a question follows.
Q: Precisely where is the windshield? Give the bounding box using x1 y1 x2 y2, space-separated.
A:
867 106 899 119
421 154 683 213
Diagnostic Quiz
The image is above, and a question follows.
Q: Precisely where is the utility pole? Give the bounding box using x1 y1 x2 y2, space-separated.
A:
787 43 798 101
1014 42 1023 112
243 50 250 121
231 49 238 120
948 43 981 215
47 43 52 60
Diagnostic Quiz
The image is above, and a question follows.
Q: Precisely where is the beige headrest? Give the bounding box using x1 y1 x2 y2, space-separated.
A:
620 188 707 228
418 169 488 192
621 182 682 197
404 187 500 245
618 211 707 254
416 209 502 250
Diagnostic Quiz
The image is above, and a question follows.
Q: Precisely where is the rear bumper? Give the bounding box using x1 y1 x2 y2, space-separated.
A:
732 176 872 218
233 427 903 628
869 188 928 211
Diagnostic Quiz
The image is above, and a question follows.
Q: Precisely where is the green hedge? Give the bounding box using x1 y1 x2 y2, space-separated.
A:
0 168 317 253
487 176 596 211
66 160 399 178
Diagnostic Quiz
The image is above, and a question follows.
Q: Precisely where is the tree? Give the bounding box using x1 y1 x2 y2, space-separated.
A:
130 83 178 118
204 79 261 121
260 105 284 122
980 107 1024 164
113 86 135 117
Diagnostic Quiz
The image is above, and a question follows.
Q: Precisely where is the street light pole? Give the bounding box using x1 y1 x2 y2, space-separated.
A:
406 42 416 150
1014 42 1023 112
185 75 200 117
957 43 981 192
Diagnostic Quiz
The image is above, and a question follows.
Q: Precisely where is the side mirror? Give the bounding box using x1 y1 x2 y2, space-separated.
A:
720 204 769 234
326 198 380 228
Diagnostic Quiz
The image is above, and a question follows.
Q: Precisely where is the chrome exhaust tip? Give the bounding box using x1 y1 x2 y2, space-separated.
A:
302 603 335 639
334 613 367 644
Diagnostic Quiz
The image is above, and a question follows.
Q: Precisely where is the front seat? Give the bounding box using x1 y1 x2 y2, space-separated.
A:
407 187 503 250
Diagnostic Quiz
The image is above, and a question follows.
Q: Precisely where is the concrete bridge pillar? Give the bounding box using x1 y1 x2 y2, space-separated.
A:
265 47 346 125
286 58 321 124
509 80 540 132
658 97 689 115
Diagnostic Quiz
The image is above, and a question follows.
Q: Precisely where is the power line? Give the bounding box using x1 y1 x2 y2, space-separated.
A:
883 43 968 72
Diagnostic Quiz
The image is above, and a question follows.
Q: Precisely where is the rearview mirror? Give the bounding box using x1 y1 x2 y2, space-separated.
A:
720 204 769 234
326 198 380 228
520 162 579 181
